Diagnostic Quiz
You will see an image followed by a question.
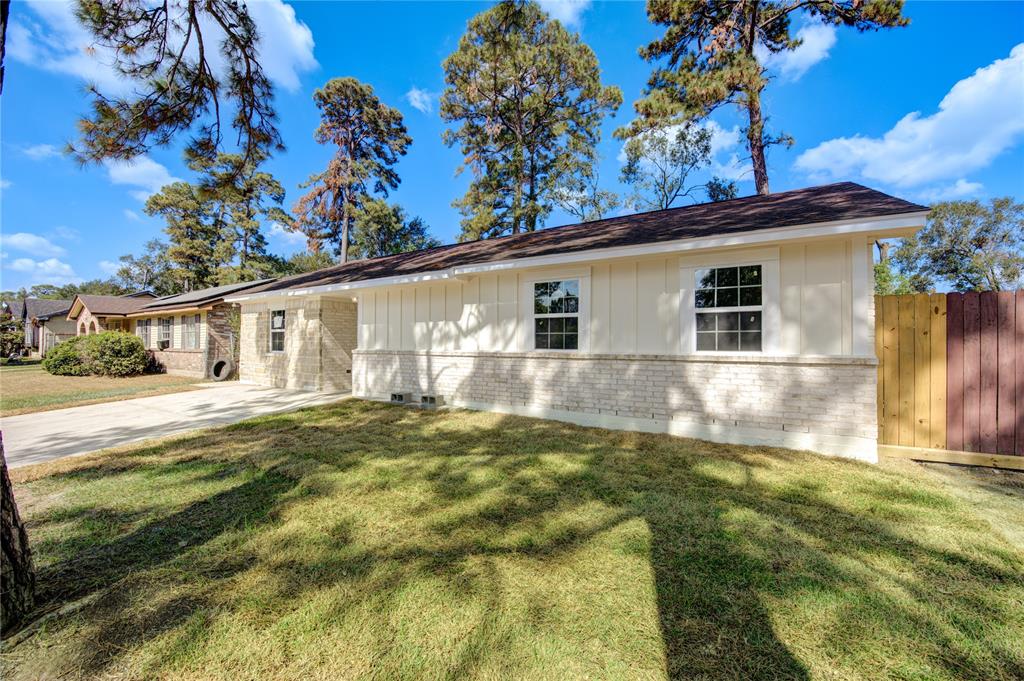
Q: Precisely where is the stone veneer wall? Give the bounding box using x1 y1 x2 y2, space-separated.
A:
352 350 879 461
239 297 357 392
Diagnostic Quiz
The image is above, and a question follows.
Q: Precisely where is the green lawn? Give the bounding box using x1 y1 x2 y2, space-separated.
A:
0 363 200 416
2 400 1022 680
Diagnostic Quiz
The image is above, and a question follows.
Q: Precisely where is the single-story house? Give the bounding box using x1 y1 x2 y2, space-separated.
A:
0 297 76 356
67 280 272 378
225 182 929 462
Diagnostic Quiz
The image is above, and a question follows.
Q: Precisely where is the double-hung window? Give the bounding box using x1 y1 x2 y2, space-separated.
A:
694 265 763 352
533 280 579 350
135 319 151 348
158 317 173 348
269 310 286 352
182 314 200 349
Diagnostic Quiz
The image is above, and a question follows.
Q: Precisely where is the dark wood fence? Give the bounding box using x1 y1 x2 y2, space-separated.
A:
876 291 1023 468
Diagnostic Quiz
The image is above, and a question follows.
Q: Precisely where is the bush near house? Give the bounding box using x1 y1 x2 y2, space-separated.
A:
42 332 148 377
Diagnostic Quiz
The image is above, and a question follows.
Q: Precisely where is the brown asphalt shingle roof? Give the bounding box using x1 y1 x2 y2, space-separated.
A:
139 279 275 313
241 182 926 295
72 294 155 316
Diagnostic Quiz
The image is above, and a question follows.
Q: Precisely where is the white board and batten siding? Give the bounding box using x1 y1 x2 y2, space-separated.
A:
356 236 875 358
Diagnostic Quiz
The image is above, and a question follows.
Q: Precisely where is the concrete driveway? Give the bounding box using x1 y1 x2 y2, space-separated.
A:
1 383 349 468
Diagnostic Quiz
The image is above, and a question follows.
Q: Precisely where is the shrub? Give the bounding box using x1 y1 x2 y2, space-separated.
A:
41 336 91 376
42 332 147 377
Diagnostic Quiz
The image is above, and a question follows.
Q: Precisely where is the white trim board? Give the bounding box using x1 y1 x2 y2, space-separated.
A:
226 211 927 303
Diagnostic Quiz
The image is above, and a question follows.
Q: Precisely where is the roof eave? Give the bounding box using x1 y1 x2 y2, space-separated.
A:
226 210 928 304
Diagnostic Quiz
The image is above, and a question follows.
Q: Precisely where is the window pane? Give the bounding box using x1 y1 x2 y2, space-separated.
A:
549 333 565 350
716 287 738 307
716 267 738 287
695 290 715 308
563 280 579 297
535 333 549 349
740 287 762 306
564 297 579 314
717 312 740 331
740 265 762 286
564 333 578 350
550 317 564 333
565 317 578 333
696 313 716 332
695 269 715 289
740 332 762 351
696 332 716 351
717 332 739 351
740 311 762 331
535 319 548 334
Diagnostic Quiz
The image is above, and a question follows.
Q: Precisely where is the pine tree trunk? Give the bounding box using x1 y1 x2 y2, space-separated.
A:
340 197 350 264
1 434 36 636
746 91 770 196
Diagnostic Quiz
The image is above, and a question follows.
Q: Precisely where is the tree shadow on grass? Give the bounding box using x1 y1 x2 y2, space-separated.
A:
6 400 1024 680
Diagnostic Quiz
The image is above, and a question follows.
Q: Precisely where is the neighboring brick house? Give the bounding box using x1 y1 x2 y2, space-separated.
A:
66 281 272 378
0 297 76 356
226 183 930 463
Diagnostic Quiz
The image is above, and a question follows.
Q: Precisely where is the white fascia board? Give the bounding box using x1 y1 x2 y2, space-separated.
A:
226 211 927 303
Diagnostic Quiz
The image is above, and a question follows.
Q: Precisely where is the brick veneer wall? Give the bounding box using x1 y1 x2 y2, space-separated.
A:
151 349 206 378
239 297 356 392
352 350 879 461
205 304 236 377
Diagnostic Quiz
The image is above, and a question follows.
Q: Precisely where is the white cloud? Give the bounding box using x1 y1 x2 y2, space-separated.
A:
916 179 984 204
405 87 435 114
795 44 1024 188
24 143 61 160
0 232 67 257
538 0 592 28
7 257 79 284
51 225 79 241
7 0 316 94
105 156 181 200
123 209 141 222
0 180 10 190
98 259 121 275
269 221 306 246
756 21 836 81
244 0 318 92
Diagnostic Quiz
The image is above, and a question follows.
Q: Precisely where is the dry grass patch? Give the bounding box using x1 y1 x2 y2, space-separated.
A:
0 363 200 416
2 400 1022 680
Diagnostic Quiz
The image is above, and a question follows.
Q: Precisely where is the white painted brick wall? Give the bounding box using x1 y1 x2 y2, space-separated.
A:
353 350 878 460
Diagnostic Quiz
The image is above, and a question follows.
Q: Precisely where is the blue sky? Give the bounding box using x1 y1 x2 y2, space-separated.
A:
1 0 1022 291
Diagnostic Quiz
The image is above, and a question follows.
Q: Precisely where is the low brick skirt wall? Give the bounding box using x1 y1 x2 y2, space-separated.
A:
352 350 878 461
152 349 207 378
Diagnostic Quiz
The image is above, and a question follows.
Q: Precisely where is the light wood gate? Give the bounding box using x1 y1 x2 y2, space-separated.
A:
875 291 1024 469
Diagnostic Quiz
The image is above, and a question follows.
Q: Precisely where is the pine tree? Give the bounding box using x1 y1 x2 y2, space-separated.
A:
292 78 411 262
70 0 281 165
193 153 291 282
631 0 908 195
116 239 176 295
350 199 441 260
441 0 622 240
144 182 219 292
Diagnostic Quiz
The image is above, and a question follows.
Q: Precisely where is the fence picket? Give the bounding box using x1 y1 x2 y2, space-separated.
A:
946 294 964 452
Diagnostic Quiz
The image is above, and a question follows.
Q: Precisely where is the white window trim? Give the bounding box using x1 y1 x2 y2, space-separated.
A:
518 268 591 352
182 313 201 350
268 309 286 354
680 249 780 355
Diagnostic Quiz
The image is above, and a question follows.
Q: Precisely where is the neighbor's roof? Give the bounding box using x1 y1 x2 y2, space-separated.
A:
26 298 73 321
2 299 26 319
238 182 927 296
136 279 275 314
67 293 155 318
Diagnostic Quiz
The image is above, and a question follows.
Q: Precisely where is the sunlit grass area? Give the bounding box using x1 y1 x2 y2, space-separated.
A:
2 400 1022 680
0 363 200 416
